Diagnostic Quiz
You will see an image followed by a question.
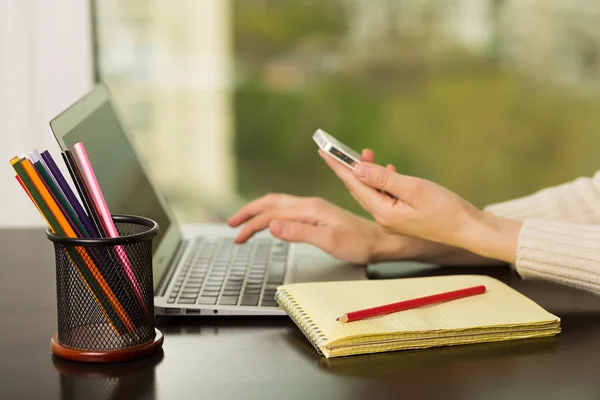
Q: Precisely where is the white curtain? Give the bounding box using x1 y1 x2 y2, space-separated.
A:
0 0 93 227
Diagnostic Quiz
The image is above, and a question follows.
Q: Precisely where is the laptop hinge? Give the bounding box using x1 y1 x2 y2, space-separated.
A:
156 239 188 297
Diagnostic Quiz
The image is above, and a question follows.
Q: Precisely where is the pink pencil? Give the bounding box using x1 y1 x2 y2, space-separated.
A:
73 142 149 318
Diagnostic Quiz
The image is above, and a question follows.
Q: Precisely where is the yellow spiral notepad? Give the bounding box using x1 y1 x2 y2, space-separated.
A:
275 275 560 358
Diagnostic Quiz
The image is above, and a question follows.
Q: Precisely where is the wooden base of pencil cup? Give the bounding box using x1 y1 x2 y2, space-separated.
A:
51 328 163 363
47 214 163 364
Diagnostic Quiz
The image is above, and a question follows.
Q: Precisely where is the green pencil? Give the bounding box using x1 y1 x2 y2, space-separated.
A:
33 160 89 237
11 157 128 335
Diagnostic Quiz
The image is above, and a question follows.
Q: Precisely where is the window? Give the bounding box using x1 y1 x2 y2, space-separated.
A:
94 0 600 221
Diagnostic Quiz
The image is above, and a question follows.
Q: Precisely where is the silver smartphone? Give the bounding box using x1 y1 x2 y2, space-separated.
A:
312 129 361 169
313 128 398 199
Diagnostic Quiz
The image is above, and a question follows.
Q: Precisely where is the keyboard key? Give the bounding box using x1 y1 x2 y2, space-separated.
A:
167 298 175 303
198 296 217 305
244 288 261 295
202 290 220 296
219 296 239 306
180 293 198 299
184 284 201 290
260 300 279 307
178 298 195 304
245 283 262 290
240 294 259 306
223 290 240 296
209 270 226 275
267 264 285 284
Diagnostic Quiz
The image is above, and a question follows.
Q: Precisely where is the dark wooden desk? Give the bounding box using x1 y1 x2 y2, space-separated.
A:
2 228 600 399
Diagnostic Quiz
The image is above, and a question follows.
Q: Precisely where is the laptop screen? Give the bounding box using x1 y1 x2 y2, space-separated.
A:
62 102 172 254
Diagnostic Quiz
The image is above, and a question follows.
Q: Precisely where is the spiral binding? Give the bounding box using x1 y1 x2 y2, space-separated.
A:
276 289 328 354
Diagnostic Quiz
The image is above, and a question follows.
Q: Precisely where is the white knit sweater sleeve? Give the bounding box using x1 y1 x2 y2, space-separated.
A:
483 171 600 295
515 219 600 295
484 171 600 224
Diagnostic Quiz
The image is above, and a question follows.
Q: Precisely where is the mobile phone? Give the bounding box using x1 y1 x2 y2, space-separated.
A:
313 128 398 200
312 129 361 169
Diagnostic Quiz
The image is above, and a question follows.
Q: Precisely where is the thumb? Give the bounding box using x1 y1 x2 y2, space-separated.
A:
353 162 419 204
269 220 331 248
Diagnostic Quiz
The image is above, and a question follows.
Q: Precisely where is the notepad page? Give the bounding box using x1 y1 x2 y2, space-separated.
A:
278 275 559 346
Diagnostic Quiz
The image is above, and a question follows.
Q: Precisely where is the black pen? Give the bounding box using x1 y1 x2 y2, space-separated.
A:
62 150 107 237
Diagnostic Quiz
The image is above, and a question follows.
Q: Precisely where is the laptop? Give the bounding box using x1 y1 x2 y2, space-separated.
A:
49 84 367 316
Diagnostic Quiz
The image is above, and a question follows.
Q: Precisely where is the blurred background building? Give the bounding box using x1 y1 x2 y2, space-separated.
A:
2 0 600 226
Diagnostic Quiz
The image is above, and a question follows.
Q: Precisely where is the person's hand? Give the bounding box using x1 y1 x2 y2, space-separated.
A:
228 150 418 265
228 194 405 264
319 150 522 263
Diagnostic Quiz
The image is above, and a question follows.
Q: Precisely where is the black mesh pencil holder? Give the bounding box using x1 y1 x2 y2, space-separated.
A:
47 214 164 363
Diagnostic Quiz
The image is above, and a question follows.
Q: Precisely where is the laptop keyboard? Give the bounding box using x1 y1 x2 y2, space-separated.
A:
167 237 288 307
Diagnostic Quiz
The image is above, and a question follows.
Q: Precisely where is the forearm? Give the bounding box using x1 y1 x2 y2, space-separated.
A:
372 224 512 266
435 215 600 297
461 212 523 264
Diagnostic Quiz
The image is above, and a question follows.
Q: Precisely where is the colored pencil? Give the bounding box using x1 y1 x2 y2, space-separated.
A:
30 150 66 201
41 150 98 238
11 157 63 235
52 155 145 325
73 142 150 318
12 157 122 333
336 285 487 323
33 159 86 237
62 150 107 237
12 157 135 334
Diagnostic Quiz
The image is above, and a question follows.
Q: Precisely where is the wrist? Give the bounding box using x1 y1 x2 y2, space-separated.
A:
369 225 408 264
463 210 523 263
368 224 439 264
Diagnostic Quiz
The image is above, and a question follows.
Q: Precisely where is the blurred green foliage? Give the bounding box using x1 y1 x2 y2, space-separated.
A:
233 0 600 216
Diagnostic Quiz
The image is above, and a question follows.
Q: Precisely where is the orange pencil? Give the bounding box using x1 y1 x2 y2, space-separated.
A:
12 157 122 334
19 158 136 333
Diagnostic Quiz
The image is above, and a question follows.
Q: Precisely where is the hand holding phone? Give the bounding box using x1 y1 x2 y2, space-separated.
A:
313 128 397 199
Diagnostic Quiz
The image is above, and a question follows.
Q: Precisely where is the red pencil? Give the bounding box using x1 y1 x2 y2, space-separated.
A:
336 285 487 323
